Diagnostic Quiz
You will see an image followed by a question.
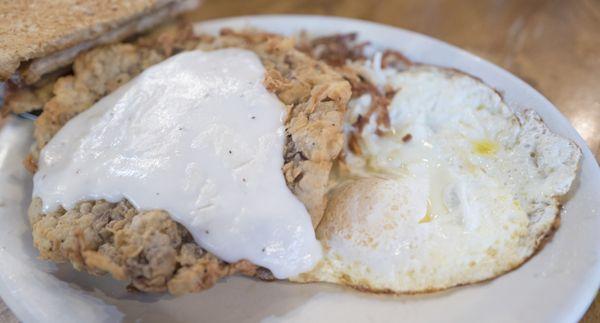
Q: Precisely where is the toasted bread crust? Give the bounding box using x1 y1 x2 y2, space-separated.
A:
0 0 199 82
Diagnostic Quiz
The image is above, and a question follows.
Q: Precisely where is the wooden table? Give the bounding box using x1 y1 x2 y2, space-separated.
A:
1 0 598 321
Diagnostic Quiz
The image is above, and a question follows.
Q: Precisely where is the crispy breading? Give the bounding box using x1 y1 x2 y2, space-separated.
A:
3 79 55 116
28 25 350 295
29 198 255 295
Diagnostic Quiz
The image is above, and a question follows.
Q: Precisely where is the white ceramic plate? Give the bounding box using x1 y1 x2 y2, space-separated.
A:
0 15 599 323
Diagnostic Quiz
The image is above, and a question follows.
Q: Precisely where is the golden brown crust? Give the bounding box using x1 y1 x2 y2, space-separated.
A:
0 0 199 82
28 26 350 295
28 197 255 295
3 79 55 116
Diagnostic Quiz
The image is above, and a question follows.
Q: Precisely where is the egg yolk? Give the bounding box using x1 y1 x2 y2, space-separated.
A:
473 139 498 156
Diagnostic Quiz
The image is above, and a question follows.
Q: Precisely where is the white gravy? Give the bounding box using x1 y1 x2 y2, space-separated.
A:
33 49 322 278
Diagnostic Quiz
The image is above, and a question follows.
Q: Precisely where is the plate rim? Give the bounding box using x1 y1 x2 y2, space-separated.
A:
1 14 599 323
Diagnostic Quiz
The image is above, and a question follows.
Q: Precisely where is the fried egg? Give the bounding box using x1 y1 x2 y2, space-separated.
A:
293 64 581 293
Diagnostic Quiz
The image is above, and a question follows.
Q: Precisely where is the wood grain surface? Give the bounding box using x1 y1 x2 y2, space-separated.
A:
1 0 598 321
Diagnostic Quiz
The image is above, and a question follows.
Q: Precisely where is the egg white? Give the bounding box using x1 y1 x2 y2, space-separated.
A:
293 65 581 293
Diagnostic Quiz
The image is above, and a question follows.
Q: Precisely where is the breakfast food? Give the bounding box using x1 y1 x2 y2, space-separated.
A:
3 15 581 297
24 26 351 294
1 0 200 116
0 0 199 84
293 41 582 293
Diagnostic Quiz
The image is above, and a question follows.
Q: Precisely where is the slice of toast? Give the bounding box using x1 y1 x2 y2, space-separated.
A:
0 0 199 84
